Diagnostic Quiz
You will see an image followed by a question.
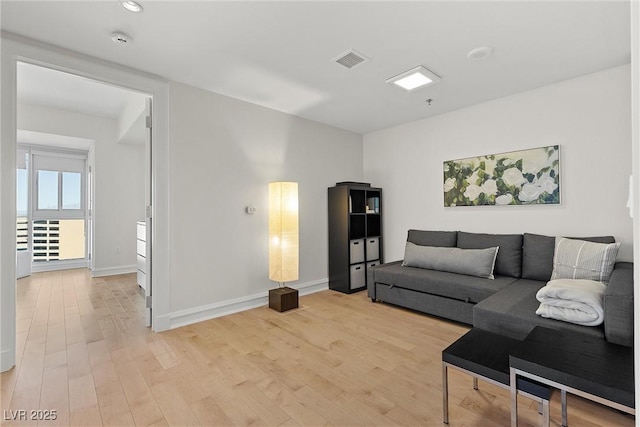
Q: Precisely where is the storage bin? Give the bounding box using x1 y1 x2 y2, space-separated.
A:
350 263 366 289
366 237 379 261
366 260 380 285
350 239 365 263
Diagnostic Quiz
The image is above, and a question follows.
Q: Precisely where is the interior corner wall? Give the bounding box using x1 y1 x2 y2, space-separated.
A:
17 103 145 273
168 82 362 314
364 65 633 262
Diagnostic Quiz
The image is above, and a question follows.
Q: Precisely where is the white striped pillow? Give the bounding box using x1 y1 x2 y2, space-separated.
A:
550 237 621 284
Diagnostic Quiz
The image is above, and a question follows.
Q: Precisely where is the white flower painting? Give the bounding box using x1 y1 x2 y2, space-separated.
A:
443 146 560 207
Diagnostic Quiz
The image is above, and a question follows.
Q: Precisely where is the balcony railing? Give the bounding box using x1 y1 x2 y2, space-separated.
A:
16 218 85 262
17 216 28 252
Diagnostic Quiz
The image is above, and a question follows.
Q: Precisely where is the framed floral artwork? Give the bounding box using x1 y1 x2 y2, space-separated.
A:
443 145 560 207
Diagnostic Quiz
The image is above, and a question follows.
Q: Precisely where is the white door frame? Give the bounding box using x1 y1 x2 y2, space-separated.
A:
1 33 172 372
631 1 640 415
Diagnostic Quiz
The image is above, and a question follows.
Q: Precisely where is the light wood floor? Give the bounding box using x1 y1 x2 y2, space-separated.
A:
1 269 634 426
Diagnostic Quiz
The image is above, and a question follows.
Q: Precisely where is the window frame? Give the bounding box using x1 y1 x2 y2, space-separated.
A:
31 148 87 221
16 147 30 252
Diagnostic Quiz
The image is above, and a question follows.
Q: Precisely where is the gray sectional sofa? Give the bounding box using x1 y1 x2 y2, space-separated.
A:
369 230 634 347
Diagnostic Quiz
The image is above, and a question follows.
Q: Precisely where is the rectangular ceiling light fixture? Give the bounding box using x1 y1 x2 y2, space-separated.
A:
386 65 440 91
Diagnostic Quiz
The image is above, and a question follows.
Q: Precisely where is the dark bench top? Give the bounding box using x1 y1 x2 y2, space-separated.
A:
509 326 634 409
443 328 551 399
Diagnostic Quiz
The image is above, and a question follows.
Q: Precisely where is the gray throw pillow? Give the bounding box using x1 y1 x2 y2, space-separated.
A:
402 242 499 279
456 232 522 278
550 237 621 284
522 233 616 281
407 229 457 247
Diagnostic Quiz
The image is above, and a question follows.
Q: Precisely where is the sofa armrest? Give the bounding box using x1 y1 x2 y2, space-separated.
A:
368 260 402 300
604 262 634 347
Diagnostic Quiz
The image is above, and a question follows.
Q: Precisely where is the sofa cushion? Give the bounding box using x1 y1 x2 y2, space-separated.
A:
457 232 523 278
402 242 498 279
407 229 457 247
473 279 605 341
522 233 616 281
521 234 556 281
604 263 634 346
373 261 516 304
551 237 620 284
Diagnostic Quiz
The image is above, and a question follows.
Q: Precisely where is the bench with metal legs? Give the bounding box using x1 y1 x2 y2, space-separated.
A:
509 326 634 427
443 360 552 426
442 328 562 426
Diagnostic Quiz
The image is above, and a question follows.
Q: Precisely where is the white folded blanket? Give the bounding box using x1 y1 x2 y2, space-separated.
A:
535 279 606 326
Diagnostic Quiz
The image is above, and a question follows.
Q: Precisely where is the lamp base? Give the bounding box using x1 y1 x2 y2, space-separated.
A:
269 287 299 312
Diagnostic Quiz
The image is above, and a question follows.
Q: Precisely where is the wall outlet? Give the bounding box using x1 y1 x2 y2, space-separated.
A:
115 246 120 254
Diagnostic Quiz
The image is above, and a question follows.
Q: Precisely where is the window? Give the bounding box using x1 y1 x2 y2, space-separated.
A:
32 150 86 219
35 170 83 210
30 149 88 263
62 172 82 209
37 170 59 210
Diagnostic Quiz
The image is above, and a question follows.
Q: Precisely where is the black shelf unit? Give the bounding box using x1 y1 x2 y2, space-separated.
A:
328 183 383 294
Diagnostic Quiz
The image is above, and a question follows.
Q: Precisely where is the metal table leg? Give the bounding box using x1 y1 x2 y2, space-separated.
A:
442 362 449 424
510 367 518 427
542 398 550 427
561 389 567 427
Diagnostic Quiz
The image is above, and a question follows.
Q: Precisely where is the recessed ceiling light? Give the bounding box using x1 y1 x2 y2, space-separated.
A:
121 0 143 13
112 32 131 45
386 66 440 92
467 46 493 60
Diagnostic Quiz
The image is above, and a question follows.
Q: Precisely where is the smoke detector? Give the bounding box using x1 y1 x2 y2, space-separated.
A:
467 46 493 60
111 32 131 45
333 49 369 69
121 1 143 13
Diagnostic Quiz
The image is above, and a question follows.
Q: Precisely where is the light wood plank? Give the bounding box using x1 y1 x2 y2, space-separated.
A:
115 359 165 426
66 342 92 380
39 364 70 426
95 380 135 427
68 374 98 411
69 405 102 427
189 396 235 426
150 381 202 426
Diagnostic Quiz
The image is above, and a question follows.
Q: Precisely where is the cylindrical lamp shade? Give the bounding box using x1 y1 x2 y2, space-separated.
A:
269 182 299 283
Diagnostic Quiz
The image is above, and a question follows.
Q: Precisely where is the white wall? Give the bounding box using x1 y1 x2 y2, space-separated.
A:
364 65 633 262
168 82 362 315
117 95 146 145
17 103 145 273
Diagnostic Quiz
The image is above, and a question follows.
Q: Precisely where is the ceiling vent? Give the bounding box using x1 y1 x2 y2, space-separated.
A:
333 49 369 69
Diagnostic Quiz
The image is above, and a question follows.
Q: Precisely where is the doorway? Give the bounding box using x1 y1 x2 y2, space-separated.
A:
1 36 170 373
16 61 153 323
17 141 92 276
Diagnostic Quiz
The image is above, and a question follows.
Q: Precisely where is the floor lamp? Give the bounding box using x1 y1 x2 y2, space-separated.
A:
268 182 299 312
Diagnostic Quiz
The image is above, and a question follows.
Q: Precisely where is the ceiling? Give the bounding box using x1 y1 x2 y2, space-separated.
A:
17 62 147 120
2 1 631 134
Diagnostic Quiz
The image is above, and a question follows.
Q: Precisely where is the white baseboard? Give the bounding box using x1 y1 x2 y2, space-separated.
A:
158 279 329 331
91 264 137 277
153 315 171 332
31 259 90 273
1 348 15 373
